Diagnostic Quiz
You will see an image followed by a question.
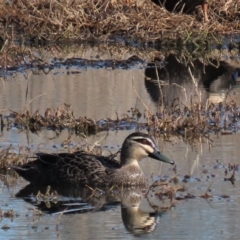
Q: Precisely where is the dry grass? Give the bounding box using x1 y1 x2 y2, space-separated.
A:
0 0 239 70
0 0 239 44
0 103 99 135
0 92 239 144
145 93 240 142
0 144 31 169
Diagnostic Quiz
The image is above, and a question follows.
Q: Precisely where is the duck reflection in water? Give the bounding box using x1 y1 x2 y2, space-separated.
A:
145 54 240 106
16 184 175 236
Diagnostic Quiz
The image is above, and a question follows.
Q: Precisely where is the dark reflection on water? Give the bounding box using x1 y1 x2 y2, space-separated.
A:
2 50 239 124
145 54 240 106
16 184 170 236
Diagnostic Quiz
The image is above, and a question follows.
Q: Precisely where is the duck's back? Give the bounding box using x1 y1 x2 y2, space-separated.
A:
11 151 121 185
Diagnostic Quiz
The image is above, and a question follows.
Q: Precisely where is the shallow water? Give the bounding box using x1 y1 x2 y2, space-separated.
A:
1 132 240 240
1 45 240 240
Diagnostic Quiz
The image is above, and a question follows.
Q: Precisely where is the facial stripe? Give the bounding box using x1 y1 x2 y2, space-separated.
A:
131 136 156 149
142 144 154 154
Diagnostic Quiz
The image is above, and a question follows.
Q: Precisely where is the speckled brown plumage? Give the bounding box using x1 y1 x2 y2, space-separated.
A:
12 151 123 186
11 132 175 187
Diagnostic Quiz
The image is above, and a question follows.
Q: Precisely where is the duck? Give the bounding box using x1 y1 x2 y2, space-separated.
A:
11 132 174 187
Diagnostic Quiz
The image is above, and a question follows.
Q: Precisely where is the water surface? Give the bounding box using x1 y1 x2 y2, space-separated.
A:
1 46 240 240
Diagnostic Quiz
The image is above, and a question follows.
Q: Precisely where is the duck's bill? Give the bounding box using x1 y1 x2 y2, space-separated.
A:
149 149 175 165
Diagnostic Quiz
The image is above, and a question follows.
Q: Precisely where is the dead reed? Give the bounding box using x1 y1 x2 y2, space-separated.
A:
146 96 240 140
0 145 32 170
0 104 99 135
0 0 239 44
0 92 239 147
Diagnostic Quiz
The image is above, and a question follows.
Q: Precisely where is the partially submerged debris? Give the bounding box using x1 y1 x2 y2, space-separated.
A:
224 165 236 185
199 192 212 199
146 97 240 139
0 96 240 142
1 104 99 135
0 208 15 221
0 145 31 170
36 186 59 204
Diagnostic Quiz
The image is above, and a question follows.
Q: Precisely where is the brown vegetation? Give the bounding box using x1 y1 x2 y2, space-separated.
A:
0 92 239 143
0 104 99 135
0 0 239 43
0 144 31 169
147 94 240 141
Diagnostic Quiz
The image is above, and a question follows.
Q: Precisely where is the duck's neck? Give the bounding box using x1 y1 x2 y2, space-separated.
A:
120 157 140 168
120 143 141 167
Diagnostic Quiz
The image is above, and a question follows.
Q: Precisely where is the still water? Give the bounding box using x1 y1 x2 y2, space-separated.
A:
1 132 240 240
1 45 240 240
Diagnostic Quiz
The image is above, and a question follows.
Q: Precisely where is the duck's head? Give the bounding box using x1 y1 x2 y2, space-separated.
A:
120 132 175 166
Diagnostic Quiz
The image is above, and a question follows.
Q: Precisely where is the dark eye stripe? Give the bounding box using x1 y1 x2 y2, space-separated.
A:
134 138 154 148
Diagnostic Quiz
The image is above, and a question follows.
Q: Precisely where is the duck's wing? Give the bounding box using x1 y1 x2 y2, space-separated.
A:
79 152 121 169
11 151 120 185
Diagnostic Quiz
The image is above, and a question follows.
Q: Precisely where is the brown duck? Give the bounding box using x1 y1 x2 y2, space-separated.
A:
11 132 174 187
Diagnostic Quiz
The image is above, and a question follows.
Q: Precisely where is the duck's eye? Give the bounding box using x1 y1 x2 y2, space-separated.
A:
135 138 152 147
